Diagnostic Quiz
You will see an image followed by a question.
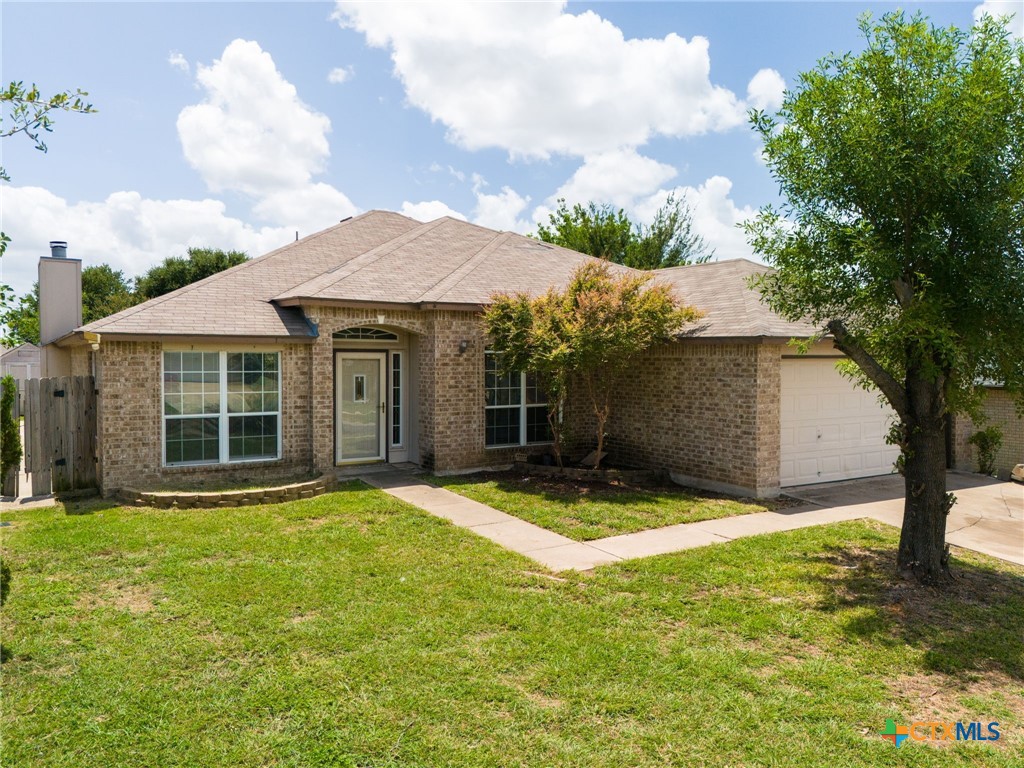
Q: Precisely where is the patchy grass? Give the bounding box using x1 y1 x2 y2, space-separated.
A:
1 488 1022 767
430 471 793 540
145 470 321 493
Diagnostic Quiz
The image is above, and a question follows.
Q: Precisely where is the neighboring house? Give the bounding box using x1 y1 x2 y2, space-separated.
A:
0 343 41 409
43 211 1016 497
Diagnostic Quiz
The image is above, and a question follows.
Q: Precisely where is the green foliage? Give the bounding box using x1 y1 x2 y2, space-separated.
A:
1 374 22 482
134 248 248 300
485 262 701 468
745 12 1024 418
967 426 1003 476
535 195 712 269
0 288 38 347
745 11 1024 581
82 264 137 321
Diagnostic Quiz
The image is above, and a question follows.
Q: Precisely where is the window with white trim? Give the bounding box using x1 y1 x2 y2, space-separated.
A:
391 352 402 446
163 351 281 466
484 352 551 447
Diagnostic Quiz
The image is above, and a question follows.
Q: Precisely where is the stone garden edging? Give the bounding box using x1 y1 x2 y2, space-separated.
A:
118 474 337 509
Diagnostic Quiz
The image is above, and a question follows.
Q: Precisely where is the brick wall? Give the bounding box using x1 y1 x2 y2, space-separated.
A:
952 387 1023 480
97 340 314 493
604 341 781 497
96 341 162 491
69 347 92 377
94 319 790 494
303 306 430 470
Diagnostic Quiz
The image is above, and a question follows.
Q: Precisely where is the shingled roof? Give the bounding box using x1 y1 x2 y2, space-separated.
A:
72 211 818 342
656 258 822 339
274 216 636 307
77 210 421 339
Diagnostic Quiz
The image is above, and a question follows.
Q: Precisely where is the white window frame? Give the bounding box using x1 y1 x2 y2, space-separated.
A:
484 350 550 448
391 352 403 448
162 349 283 467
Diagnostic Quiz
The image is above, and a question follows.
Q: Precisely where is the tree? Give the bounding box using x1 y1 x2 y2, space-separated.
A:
485 262 701 469
134 248 248 300
1 289 38 347
83 265 137 322
745 12 1024 585
484 290 574 466
1 265 136 346
536 195 713 269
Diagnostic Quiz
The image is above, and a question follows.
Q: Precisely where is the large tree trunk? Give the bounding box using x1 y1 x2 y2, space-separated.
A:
897 373 954 585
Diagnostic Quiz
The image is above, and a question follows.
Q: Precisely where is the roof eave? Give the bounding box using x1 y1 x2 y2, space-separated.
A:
278 297 485 313
57 331 316 347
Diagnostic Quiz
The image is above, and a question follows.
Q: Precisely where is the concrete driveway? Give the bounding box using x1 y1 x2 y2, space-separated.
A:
784 472 1024 566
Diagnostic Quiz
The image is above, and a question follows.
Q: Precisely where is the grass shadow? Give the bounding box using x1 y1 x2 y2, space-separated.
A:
63 498 124 516
807 542 1024 681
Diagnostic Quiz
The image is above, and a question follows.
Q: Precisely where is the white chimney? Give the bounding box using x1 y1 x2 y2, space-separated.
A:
39 240 82 377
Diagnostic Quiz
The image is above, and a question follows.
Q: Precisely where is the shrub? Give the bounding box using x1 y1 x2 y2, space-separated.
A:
1 374 22 488
967 425 1003 476
0 558 9 607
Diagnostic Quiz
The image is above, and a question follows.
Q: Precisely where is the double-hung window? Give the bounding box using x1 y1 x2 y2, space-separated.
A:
484 351 551 447
163 351 281 466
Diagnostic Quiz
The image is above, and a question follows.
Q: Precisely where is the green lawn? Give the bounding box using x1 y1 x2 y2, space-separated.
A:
431 471 789 540
2 485 1022 767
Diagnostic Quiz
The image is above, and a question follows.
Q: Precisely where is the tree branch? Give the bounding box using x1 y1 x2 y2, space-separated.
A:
827 319 908 419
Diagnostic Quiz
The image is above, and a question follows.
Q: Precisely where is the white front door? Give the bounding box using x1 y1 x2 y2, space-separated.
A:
336 352 386 464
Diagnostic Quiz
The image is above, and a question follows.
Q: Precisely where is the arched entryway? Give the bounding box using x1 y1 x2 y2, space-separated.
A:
332 324 422 466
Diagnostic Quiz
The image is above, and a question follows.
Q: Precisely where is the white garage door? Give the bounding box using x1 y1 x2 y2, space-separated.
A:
780 358 901 486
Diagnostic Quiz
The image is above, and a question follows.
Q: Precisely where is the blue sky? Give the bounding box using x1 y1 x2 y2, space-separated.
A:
2 1 1018 297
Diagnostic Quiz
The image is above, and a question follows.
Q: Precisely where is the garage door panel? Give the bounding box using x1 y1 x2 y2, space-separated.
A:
796 425 819 448
797 394 819 412
781 358 899 486
818 423 841 445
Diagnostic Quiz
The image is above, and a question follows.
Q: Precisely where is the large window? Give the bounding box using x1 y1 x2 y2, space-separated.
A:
163 351 281 466
484 352 551 447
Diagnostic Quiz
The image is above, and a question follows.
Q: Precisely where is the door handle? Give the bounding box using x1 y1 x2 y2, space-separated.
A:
381 401 386 414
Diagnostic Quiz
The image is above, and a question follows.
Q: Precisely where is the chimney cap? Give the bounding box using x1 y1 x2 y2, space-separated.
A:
48 241 68 258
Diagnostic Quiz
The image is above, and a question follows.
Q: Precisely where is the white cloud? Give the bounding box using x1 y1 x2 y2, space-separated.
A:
471 177 531 232
399 200 467 222
177 39 344 200
252 183 359 236
334 1 766 159
1 186 294 296
176 38 357 228
746 68 785 112
327 65 354 84
168 51 190 73
633 176 758 260
974 1 1023 37
551 149 677 210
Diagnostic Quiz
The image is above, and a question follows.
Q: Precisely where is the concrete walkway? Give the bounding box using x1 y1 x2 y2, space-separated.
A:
363 470 1023 572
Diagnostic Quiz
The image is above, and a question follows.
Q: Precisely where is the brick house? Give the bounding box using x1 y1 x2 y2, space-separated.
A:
45 211 1019 497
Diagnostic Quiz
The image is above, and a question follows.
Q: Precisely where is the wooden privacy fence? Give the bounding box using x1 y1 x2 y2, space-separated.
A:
24 376 98 496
